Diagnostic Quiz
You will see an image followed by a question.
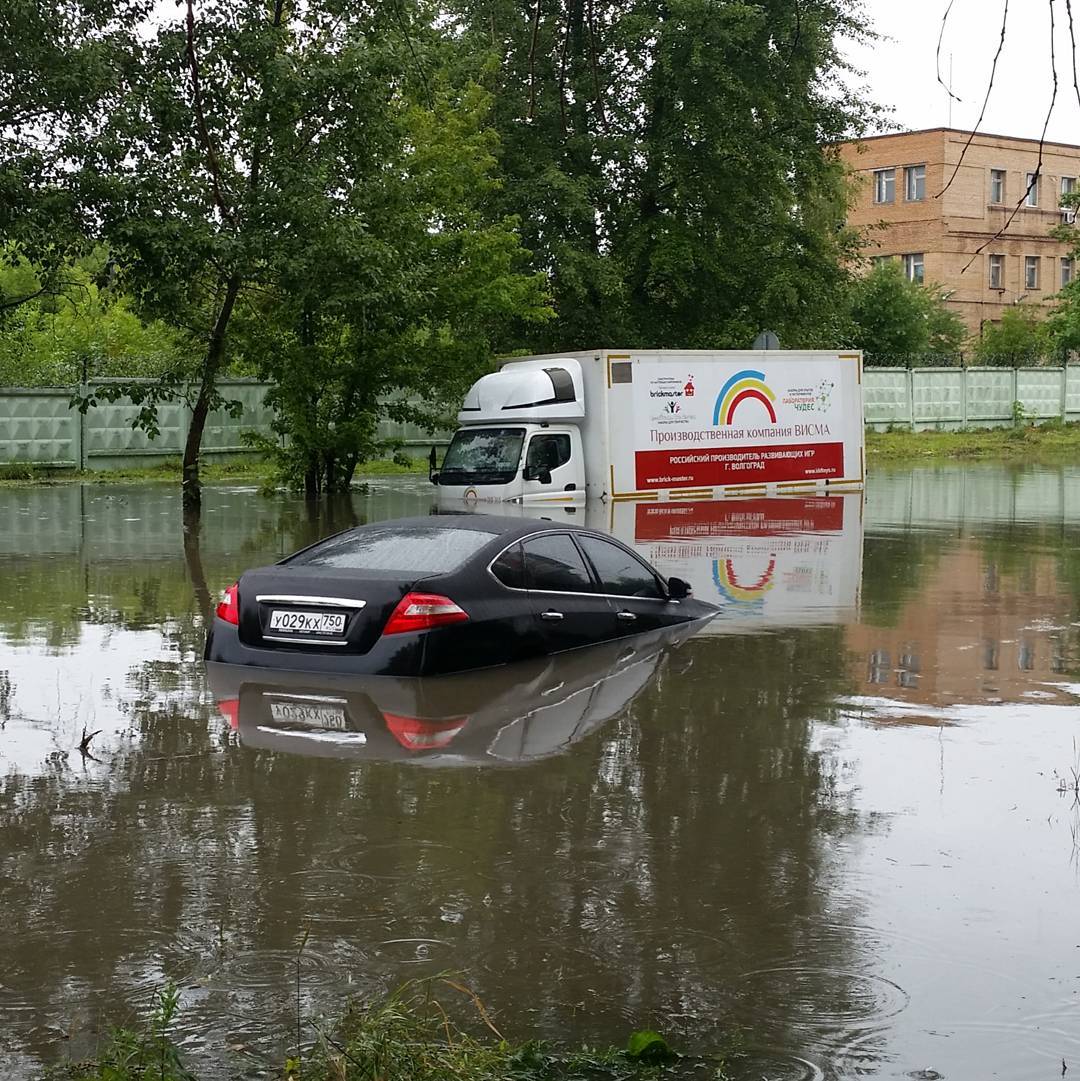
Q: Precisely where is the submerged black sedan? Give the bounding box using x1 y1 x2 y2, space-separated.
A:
205 515 715 676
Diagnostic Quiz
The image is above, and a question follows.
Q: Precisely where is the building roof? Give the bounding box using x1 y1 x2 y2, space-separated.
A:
833 127 1080 154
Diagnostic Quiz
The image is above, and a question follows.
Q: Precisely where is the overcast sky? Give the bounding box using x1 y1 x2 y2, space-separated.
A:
844 0 1080 145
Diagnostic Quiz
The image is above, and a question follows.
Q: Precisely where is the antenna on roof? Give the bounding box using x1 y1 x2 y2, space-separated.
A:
948 53 954 127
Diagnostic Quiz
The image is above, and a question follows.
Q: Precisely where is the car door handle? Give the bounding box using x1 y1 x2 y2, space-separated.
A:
616 610 637 622
540 610 564 622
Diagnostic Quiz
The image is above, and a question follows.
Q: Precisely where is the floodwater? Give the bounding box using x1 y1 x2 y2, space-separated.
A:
1 468 1079 1080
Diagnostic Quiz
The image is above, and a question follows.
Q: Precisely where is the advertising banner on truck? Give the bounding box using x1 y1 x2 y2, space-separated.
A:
610 352 863 497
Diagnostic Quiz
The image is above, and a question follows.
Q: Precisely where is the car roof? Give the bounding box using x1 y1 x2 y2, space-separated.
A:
350 514 585 542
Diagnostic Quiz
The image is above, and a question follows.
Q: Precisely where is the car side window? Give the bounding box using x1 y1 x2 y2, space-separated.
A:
577 535 666 599
523 534 594 593
491 543 526 589
525 434 571 474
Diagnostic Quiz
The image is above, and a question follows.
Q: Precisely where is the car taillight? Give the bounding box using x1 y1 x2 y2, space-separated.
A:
216 581 240 625
382 592 468 635
382 712 468 750
217 698 240 730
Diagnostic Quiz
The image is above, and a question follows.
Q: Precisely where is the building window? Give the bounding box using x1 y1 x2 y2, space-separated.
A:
989 254 1005 289
905 164 926 201
902 253 924 284
872 255 893 269
1062 176 1077 201
873 168 896 205
991 169 1006 204
1025 255 1040 290
1025 172 1039 207
1063 257 1075 288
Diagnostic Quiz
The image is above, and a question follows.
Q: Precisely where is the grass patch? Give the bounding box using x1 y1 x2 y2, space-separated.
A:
866 422 1080 464
0 456 429 487
51 980 737 1081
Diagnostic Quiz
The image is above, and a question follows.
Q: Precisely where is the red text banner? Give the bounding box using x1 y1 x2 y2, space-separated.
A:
634 442 845 490
634 497 845 541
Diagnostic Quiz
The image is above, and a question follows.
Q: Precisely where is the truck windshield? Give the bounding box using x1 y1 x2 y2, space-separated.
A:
439 427 525 486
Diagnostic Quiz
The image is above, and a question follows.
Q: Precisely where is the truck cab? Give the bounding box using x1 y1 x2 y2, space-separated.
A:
434 358 587 505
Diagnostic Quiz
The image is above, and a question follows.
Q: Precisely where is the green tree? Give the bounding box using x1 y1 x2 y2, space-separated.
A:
448 0 877 351
36 0 546 507
975 304 1051 367
0 0 145 307
848 262 968 363
239 78 551 494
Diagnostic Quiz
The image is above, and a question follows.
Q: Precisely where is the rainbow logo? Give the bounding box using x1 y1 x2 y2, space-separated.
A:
712 557 777 605
713 370 777 426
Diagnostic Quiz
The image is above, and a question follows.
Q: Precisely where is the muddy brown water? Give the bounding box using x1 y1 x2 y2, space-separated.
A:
1 468 1079 1079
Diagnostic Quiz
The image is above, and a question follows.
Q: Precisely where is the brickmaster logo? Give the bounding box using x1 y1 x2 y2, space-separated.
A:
649 374 693 425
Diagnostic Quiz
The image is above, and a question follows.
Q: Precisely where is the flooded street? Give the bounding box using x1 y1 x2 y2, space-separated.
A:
2 468 1079 1079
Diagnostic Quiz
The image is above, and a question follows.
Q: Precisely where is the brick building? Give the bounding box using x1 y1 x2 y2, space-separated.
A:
837 128 1080 338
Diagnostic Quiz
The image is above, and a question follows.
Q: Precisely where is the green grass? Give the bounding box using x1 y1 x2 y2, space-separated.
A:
0 456 429 486
866 421 1080 463
50 980 737 1081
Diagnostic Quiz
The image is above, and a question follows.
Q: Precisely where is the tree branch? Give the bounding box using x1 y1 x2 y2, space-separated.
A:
185 0 234 224
527 0 542 120
960 0 1059 273
938 0 1010 199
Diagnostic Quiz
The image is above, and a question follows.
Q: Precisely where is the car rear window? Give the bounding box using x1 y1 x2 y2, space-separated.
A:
290 526 492 574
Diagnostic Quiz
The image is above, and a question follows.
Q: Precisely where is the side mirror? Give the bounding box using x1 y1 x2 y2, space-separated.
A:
667 576 691 600
523 466 553 484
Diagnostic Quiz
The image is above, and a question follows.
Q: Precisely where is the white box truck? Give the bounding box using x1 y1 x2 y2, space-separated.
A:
432 349 864 505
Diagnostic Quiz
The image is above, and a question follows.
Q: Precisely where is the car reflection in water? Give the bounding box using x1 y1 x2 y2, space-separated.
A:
207 623 704 766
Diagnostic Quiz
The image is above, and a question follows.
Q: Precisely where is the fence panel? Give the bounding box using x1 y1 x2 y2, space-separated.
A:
0 389 79 466
912 369 965 426
1016 368 1065 419
202 382 277 452
1067 366 1080 421
965 368 1014 424
83 385 185 462
862 368 911 427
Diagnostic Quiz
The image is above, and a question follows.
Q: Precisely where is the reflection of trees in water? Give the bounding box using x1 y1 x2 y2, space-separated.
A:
0 486 399 648
0 625 882 1076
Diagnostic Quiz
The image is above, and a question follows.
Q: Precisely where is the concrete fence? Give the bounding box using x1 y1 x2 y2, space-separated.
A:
0 381 449 470
3 367 1080 470
863 365 1080 430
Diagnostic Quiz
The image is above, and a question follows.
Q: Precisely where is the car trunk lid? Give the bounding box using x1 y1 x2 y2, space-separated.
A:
237 567 421 654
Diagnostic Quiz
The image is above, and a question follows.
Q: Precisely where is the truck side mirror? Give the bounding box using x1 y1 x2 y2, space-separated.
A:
523 466 553 484
666 577 691 600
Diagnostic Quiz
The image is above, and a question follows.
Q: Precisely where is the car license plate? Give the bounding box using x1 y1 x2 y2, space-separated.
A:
268 698 348 729
268 610 346 636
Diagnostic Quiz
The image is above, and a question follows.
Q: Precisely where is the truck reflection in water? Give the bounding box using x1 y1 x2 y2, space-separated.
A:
208 622 704 765
437 492 864 633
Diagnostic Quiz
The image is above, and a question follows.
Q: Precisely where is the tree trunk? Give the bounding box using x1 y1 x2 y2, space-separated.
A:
182 274 242 511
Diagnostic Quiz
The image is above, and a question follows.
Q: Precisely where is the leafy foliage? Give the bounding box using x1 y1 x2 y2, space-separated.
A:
975 305 1053 367
848 263 968 364
0 254 185 386
235 72 551 493
447 0 878 351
